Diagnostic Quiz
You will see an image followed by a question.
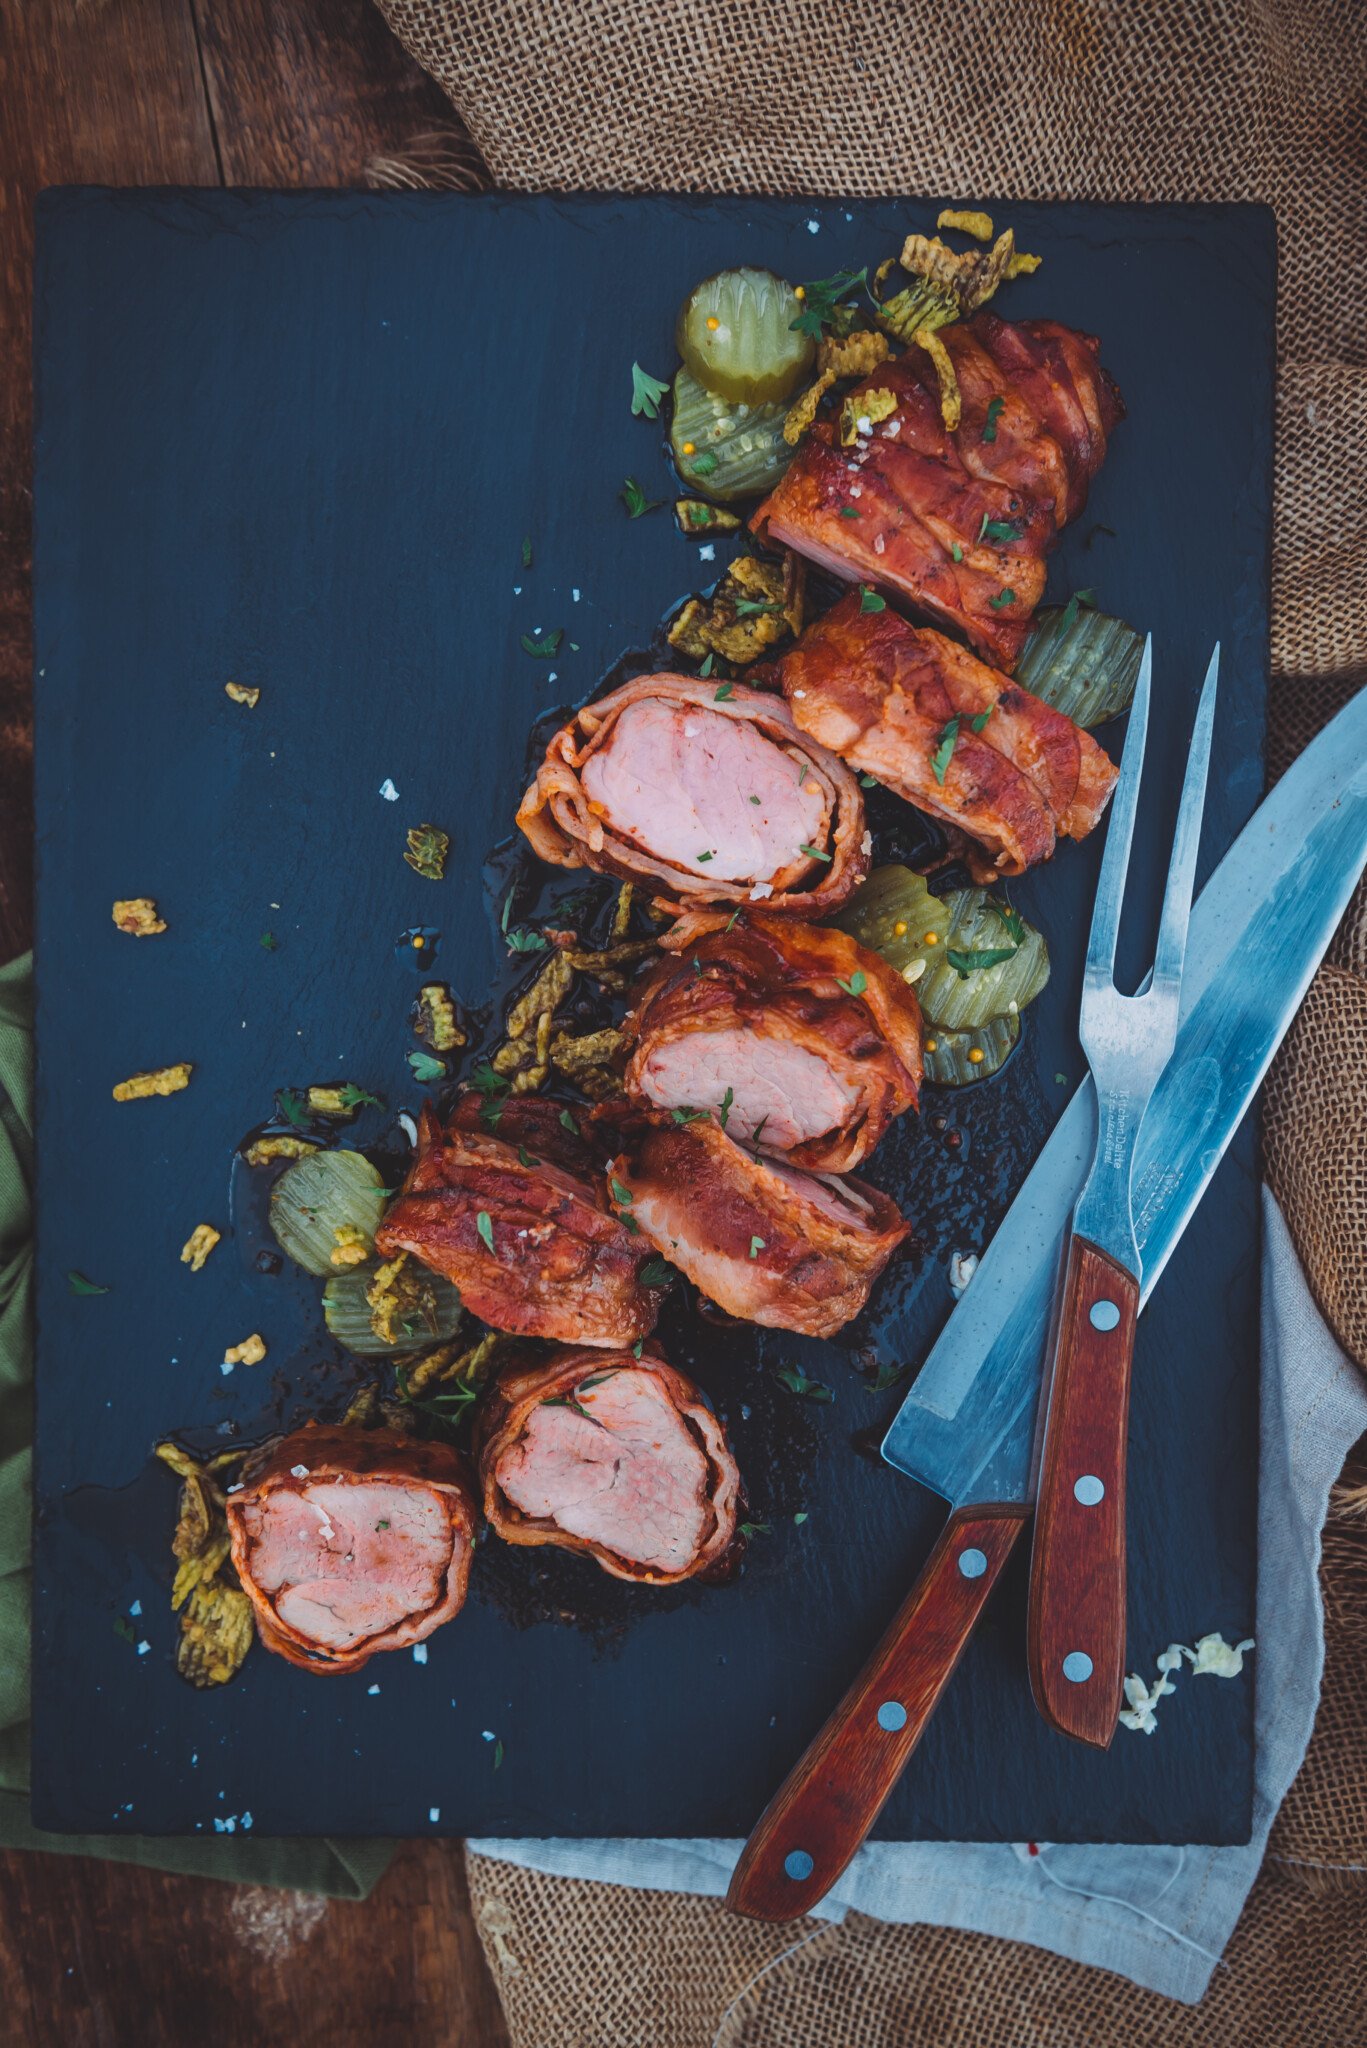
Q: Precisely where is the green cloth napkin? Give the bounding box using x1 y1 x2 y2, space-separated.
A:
0 954 397 1897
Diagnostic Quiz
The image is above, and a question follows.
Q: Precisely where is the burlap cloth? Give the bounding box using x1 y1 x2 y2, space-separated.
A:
371 4 1367 2038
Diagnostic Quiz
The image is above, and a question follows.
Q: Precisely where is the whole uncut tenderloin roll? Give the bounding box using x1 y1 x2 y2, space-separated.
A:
476 1346 744 1585
225 1424 480 1675
516 673 869 919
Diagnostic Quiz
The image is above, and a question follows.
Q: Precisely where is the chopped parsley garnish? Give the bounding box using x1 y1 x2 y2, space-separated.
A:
1058 587 1097 634
749 793 761 804
693 956 703 976
717 1085 734 1129
671 1106 706 1124
407 1049 445 1083
858 586 886 613
733 599 782 618
277 1087 312 1131
112 1615 137 1643
493 1739 504 1771
696 849 714 862
867 1359 913 1393
946 945 1019 977
68 1271 109 1296
951 542 964 562
989 587 1017 611
748 1234 765 1259
839 506 860 519
260 930 277 950
793 1511 809 1525
988 900 1026 944
633 1340 644 1358
620 476 662 518
799 842 832 862
521 535 533 569
789 267 869 339
724 910 742 933
699 652 715 678
505 926 548 954
740 1520 772 1538
774 1365 835 1403
970 706 994 733
931 716 961 785
714 681 735 701
835 969 868 997
630 361 669 419
375 1519 391 1531
979 514 1024 543
750 1114 770 1155
337 1083 385 1111
469 1060 509 1101
640 1258 673 1286
690 450 719 476
475 1210 495 1253
559 1107 580 1136
609 1176 634 1207
982 395 1005 442
516 1145 541 1168
520 627 564 658
860 773 879 788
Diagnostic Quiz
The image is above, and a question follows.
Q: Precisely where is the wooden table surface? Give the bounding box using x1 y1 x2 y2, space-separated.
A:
1 4 510 2040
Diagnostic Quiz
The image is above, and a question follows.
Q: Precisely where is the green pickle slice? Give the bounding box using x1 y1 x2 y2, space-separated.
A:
676 267 814 405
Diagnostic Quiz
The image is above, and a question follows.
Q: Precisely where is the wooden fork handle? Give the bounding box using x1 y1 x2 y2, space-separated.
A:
1027 1233 1140 1749
725 1502 1028 1922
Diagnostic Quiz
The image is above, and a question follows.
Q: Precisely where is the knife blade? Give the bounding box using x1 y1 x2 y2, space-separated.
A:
1027 644 1218 1749
725 681 1367 1923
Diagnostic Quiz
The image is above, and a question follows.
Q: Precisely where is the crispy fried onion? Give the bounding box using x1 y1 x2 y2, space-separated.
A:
936 207 994 242
155 1442 255 1688
488 888 650 1099
875 226 1041 343
783 329 892 446
912 326 962 430
667 552 805 666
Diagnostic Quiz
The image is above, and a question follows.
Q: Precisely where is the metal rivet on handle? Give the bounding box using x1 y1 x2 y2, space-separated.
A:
876 1701 908 1732
1074 1475 1105 1506
1090 1299 1121 1332
784 1849 815 1882
958 1547 987 1579
1062 1651 1094 1683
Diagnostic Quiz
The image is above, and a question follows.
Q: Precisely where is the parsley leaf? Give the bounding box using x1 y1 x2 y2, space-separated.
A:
799 842 832 863
789 267 869 339
609 1176 634 1207
337 1083 385 1111
749 1234 765 1259
989 587 1017 611
690 450 719 476
946 945 1019 977
988 900 1026 944
839 506 860 520
505 926 549 954
858 586 886 613
733 599 782 618
982 395 1005 442
671 1106 706 1124
835 969 868 997
696 850 714 863
859 773 880 788
979 514 1024 543
699 652 715 678
407 1050 446 1082
724 910 742 933
520 627 564 658
774 1365 835 1403
620 476 662 518
469 1060 509 1102
951 542 964 562
714 681 735 701
516 1145 541 1168
276 1087 312 1131
1058 587 1097 634
640 1257 673 1286
740 1520 772 1538
867 1359 913 1393
475 1210 495 1253
259 930 277 950
559 1108 580 1136
521 535 533 569
630 361 669 419
931 716 961 785
970 706 994 733
717 1085 733 1129
68 1270 109 1296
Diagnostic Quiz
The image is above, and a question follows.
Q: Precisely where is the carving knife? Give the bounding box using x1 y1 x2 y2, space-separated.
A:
726 680 1367 1923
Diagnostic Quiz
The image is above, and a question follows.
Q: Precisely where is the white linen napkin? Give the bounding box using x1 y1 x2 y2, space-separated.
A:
470 1189 1367 2004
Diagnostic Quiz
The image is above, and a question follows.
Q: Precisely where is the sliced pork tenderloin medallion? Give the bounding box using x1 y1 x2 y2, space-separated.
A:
516 673 868 920
753 313 1123 669
224 1424 479 1676
610 1120 909 1339
777 591 1117 878
374 1097 664 1348
477 1346 744 1585
623 912 922 1172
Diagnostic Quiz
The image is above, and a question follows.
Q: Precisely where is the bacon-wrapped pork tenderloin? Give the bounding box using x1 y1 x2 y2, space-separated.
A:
754 314 1123 669
623 911 921 1172
516 673 868 920
777 592 1117 877
375 1097 664 1348
476 1346 743 1585
224 1424 479 1675
609 1120 909 1338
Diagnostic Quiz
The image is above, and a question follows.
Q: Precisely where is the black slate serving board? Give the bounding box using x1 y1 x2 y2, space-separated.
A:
31 190 1273 1842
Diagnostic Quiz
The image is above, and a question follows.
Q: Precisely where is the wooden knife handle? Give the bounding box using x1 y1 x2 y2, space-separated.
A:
1027 1233 1140 1749
725 1502 1028 1922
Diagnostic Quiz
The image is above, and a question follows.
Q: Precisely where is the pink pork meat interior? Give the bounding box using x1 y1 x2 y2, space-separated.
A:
635 1029 858 1153
237 1480 459 1651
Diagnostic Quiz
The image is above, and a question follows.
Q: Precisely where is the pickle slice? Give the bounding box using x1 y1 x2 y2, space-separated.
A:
923 1013 1021 1086
269 1150 388 1277
834 864 1049 1029
321 1268 463 1357
1014 604 1145 728
670 367 795 503
676 268 815 405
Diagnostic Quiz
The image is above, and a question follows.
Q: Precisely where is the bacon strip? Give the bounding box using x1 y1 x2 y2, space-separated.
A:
516 672 868 920
624 911 921 1172
375 1098 664 1348
610 1121 909 1339
225 1424 479 1675
754 314 1123 669
777 593 1117 876
477 1346 744 1585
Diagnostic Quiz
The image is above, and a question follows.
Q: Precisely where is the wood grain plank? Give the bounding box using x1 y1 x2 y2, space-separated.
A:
192 0 460 185
0 1840 511 2048
0 0 217 961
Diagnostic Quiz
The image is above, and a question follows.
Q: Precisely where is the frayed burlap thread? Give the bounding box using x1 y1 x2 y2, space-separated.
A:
368 1 1367 2038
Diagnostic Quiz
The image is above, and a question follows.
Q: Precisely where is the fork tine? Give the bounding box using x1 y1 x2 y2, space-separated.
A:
1151 643 1219 995
1084 636 1152 988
